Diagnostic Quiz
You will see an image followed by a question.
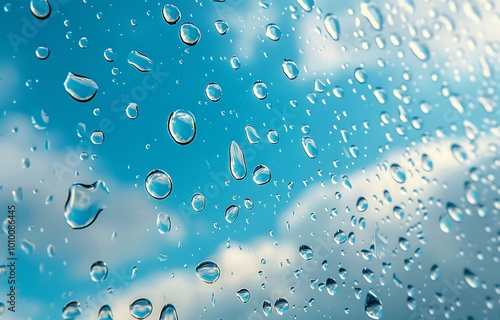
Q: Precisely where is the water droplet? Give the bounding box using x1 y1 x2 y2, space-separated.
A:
21 239 35 254
301 136 318 159
230 55 240 70
354 68 368 83
168 109 196 145
90 130 104 145
364 291 383 319
421 153 433 171
180 22 201 46
103 48 116 62
46 244 56 257
430 264 440 281
225 204 239 223
215 20 229 35
297 0 314 12
299 245 313 260
78 37 88 49
446 202 463 222
356 197 368 212
464 182 479 205
245 125 260 144
62 301 82 320
324 14 340 40
282 59 299 80
159 304 178 320
191 193 206 212
129 298 153 319
63 72 98 102
127 51 152 72
398 237 410 251
205 82 222 102
464 268 480 289
195 260 220 284
229 141 247 180
252 165 271 185
451 143 467 164
360 2 383 30
326 278 338 295
162 4 181 25
244 198 254 210
157 212 172 234
409 40 430 61
334 230 346 244
236 288 251 303
274 298 289 316
142 169 173 201
30 0 51 19
36 46 50 60
267 130 279 144
393 206 404 220
262 300 272 316
439 215 452 233
90 261 108 282
373 88 387 104
252 81 268 100
126 102 139 120
389 164 406 183
98 305 113 320
64 180 109 229
265 23 281 41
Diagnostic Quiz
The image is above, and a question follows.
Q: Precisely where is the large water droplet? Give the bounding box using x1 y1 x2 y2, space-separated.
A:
446 202 464 222
129 298 153 319
64 180 109 229
301 136 318 159
180 22 201 46
274 298 289 316
390 164 406 183
98 305 113 320
168 109 196 145
157 212 172 234
324 14 340 40
299 245 313 260
265 23 282 41
215 20 229 35
64 72 98 102
252 165 271 185
159 304 178 320
282 59 299 80
229 141 247 180
236 288 251 303
62 301 82 320
356 197 368 212
145 169 173 200
225 204 239 223
365 291 383 319
30 0 51 19
252 81 268 100
360 2 383 30
205 82 222 102
191 193 206 212
409 40 430 61
90 261 108 282
162 4 181 25
464 268 480 289
127 51 152 72
195 260 220 284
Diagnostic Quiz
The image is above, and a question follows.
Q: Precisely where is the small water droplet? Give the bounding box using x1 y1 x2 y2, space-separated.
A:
274 298 289 315
230 55 241 70
299 245 313 260
225 204 239 223
262 300 272 316
195 260 220 284
191 193 206 212
301 136 318 159
229 141 247 180
90 261 108 282
252 165 271 185
297 0 314 12
360 2 383 31
63 72 98 102
162 4 181 25
265 23 282 41
90 130 104 145
267 130 279 144
64 180 109 229
282 59 299 80
62 301 82 320
30 0 51 19
98 305 113 320
35 46 50 60
446 202 463 222
252 81 268 100
205 82 222 102
180 22 201 46
356 197 368 212
129 298 153 319
126 103 139 120
168 109 196 145
409 40 430 61
215 19 229 35
103 48 116 62
236 288 251 303
430 264 440 281
145 169 173 200
390 164 406 183
127 51 152 72
157 212 172 234
451 143 467 164
364 291 383 319
464 268 480 289
159 304 178 320
324 14 340 40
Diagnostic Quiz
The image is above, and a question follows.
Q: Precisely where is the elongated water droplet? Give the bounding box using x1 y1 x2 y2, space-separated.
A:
30 0 51 19
282 59 299 80
299 245 313 260
126 103 139 120
365 291 383 319
356 197 368 212
168 109 196 145
64 72 98 102
215 20 229 35
157 212 171 234
252 81 268 100
205 82 222 102
159 304 178 320
90 261 108 282
129 298 153 319
229 141 247 180
274 298 289 316
324 14 340 40
464 182 479 205
362 267 375 283
301 136 318 159
191 193 206 212
390 164 406 183
421 153 433 171
145 169 173 200
236 288 251 303
252 165 271 185
180 22 201 46
464 268 480 289
98 305 113 320
430 264 440 281
326 278 338 295
64 180 109 229
446 202 463 222
265 23 281 41
354 68 368 83
262 300 272 316
409 40 430 61
230 55 240 70
225 204 239 223
245 125 260 144
297 0 314 12
451 143 467 164
439 215 452 233
373 88 387 104
195 260 220 284
128 51 152 72
162 4 181 25
360 2 383 30
62 301 82 320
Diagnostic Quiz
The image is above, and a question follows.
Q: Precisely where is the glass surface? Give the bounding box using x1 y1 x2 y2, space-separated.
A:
0 0 499 319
